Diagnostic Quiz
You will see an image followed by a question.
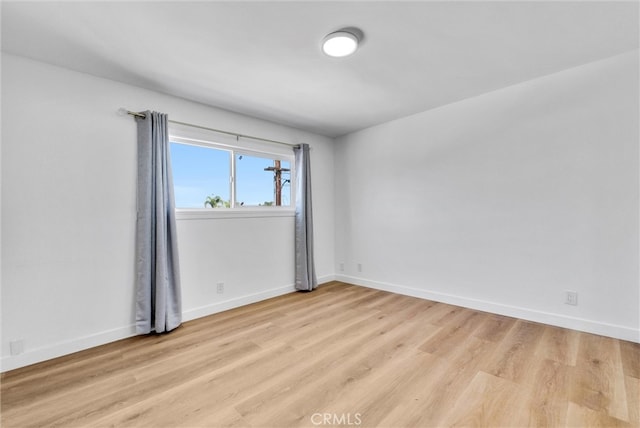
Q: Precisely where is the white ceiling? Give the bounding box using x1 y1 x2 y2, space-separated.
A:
2 1 638 137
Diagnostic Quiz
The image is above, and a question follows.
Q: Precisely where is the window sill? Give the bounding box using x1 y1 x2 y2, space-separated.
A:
176 208 295 220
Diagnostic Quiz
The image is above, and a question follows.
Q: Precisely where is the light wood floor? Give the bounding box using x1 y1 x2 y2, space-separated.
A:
2 281 639 427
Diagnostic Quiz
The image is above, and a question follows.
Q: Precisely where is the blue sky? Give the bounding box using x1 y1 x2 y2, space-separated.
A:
170 142 290 208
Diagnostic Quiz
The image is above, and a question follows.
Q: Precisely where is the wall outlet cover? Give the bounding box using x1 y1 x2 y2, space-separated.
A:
10 340 24 356
565 291 578 306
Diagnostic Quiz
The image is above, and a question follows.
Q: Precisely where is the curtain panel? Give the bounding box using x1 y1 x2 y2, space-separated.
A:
135 111 182 334
294 143 317 291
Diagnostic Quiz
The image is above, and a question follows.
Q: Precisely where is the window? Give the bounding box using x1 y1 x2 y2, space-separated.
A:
170 143 230 208
235 153 291 207
170 137 293 211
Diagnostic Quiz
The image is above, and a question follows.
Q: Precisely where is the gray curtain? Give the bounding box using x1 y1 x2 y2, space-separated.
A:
135 111 182 334
294 143 317 291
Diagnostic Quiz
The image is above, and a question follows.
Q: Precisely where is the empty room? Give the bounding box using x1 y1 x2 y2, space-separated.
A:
1 1 639 427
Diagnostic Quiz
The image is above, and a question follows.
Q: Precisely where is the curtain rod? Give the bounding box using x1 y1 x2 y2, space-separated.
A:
119 108 299 148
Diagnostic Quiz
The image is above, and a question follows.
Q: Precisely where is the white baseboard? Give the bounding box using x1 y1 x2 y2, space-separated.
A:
182 276 337 322
1 278 338 373
335 274 640 343
318 274 336 284
12 273 629 373
182 283 297 322
1 325 138 373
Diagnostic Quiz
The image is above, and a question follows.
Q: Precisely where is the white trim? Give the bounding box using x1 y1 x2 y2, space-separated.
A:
182 284 296 322
169 136 294 165
317 274 336 284
176 208 295 220
168 124 294 157
1 284 296 372
1 325 138 373
183 276 336 321
0 277 338 373
335 274 640 344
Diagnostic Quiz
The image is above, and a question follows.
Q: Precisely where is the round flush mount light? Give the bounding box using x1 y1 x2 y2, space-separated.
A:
322 30 360 57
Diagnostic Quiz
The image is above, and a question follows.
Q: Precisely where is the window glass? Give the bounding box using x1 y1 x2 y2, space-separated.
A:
235 154 291 207
170 143 230 208
170 139 293 210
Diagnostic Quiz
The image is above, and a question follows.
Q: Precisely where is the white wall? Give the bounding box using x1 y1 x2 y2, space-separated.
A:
335 50 639 342
1 53 335 371
2 47 638 373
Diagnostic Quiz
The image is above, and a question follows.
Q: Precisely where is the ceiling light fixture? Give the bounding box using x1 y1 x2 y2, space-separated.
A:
322 30 360 58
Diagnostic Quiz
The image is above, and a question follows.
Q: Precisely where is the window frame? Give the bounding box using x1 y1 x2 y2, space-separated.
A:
169 133 296 220
233 149 293 209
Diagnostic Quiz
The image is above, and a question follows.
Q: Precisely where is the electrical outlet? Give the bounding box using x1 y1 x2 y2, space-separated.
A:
357 263 362 273
339 263 344 272
10 340 24 356
216 282 224 294
565 291 578 306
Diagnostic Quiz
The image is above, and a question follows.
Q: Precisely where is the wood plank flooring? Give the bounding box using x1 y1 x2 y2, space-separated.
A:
2 281 639 427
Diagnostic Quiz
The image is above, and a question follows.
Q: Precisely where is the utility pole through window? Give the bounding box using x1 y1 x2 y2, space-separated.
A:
264 160 290 206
